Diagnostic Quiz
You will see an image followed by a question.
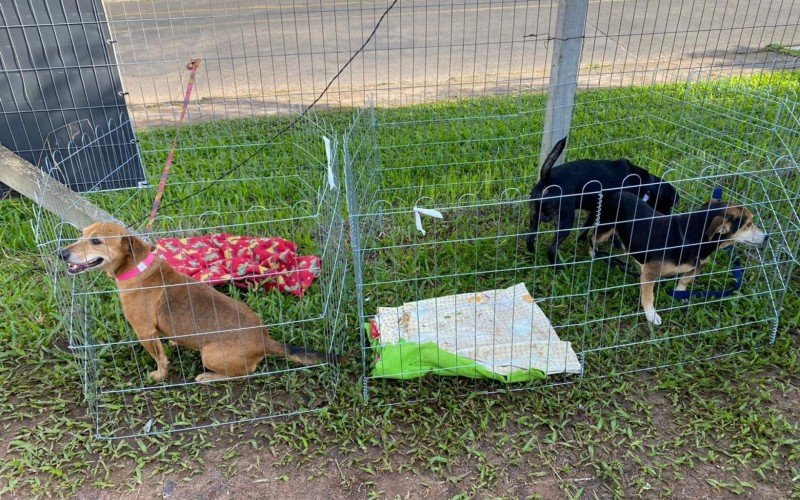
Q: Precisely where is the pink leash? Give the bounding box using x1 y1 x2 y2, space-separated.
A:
145 59 202 234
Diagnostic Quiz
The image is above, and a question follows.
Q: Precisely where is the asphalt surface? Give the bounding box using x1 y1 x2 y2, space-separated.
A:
101 0 800 125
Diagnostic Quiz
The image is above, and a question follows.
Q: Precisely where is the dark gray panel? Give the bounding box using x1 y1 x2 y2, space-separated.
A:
0 0 144 194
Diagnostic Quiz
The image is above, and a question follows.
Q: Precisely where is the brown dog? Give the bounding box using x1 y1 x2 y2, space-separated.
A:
59 221 330 383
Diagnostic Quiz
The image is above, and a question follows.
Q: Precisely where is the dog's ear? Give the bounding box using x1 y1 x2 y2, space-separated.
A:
123 234 152 258
699 195 725 211
539 136 566 184
705 214 731 240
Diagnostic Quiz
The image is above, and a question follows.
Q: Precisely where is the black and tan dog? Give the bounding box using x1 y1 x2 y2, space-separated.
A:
591 190 768 325
527 137 678 268
59 222 331 383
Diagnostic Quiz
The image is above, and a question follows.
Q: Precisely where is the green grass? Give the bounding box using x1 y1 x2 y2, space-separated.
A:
1 71 799 497
766 43 800 58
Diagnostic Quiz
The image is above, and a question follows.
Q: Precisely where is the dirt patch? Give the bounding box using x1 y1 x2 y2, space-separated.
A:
78 454 455 499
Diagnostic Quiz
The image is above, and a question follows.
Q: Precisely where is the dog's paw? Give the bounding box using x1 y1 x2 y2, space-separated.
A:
149 369 168 381
588 248 596 259
195 372 225 384
168 339 178 347
674 284 687 292
645 308 662 326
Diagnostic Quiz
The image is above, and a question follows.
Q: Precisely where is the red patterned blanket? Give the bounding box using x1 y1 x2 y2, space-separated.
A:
156 234 321 297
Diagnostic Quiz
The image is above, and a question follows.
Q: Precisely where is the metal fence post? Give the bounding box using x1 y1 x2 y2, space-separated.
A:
540 0 590 168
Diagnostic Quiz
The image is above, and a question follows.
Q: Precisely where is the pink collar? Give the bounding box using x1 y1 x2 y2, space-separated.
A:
116 252 157 282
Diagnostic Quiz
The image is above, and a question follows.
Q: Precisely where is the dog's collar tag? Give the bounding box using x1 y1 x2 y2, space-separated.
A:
641 192 651 203
116 252 157 282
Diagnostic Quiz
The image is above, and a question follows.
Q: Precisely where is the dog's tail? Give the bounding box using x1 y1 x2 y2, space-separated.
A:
266 337 345 366
539 136 567 183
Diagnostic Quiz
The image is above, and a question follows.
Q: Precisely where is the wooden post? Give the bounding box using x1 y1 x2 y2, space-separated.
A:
0 145 123 230
540 0 589 168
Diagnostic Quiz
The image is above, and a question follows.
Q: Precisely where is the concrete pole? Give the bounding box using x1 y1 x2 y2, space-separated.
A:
0 145 123 230
540 0 589 169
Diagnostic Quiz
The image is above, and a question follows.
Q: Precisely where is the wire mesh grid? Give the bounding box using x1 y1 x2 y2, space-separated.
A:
94 0 799 125
32 113 349 438
344 73 800 404
8 0 799 432
28 115 144 192
4 0 797 199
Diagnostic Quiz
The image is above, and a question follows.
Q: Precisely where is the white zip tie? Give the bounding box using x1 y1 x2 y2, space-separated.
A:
413 206 443 235
323 136 335 190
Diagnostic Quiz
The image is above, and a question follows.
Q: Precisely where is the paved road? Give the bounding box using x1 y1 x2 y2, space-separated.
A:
102 0 800 126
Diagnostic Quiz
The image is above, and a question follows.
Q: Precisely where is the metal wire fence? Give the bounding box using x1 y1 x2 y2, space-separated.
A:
13 0 800 432
93 0 800 127
344 74 800 403
33 115 349 437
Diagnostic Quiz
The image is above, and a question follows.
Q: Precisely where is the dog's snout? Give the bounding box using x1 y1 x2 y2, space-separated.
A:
58 248 70 261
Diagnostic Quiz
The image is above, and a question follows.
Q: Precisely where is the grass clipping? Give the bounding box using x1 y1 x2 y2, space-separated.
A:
370 283 581 382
